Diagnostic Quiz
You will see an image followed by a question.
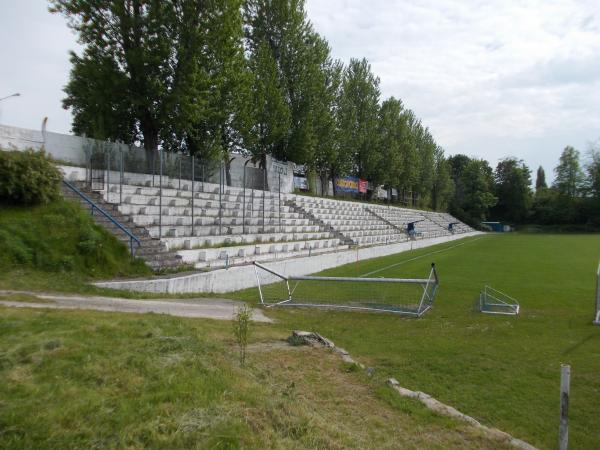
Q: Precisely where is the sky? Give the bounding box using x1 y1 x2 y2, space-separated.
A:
1 0 599 179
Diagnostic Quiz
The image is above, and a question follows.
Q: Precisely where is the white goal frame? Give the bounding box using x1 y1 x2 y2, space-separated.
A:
594 263 600 326
253 261 439 317
479 286 520 316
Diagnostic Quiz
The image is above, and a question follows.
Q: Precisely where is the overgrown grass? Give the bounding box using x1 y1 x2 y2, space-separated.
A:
230 234 600 449
0 309 509 449
2 218 599 448
0 199 151 292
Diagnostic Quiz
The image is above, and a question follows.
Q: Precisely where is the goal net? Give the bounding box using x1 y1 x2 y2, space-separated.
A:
253 262 439 317
479 286 520 315
594 263 600 325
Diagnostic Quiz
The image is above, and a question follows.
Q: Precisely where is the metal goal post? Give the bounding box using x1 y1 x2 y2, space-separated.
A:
253 262 439 317
594 263 600 326
479 286 520 316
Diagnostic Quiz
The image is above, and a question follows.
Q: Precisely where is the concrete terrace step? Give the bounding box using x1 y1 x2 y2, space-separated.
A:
193 243 350 270
128 214 315 228
177 237 341 264
160 231 334 251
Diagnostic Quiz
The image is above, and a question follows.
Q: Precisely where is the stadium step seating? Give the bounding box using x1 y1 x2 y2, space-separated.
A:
80 172 473 271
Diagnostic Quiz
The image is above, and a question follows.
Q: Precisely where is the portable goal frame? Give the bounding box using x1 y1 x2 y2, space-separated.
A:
479 285 520 316
594 263 600 326
253 261 439 317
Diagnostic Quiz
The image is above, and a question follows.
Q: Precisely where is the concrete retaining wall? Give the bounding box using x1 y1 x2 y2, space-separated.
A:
95 232 483 294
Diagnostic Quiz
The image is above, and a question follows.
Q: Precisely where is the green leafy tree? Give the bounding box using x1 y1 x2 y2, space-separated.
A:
246 39 291 170
493 158 532 223
448 155 496 225
244 0 331 166
584 140 600 198
338 58 381 185
174 0 252 185
377 97 406 194
553 146 584 198
431 146 454 211
535 166 547 192
312 59 346 195
52 0 249 170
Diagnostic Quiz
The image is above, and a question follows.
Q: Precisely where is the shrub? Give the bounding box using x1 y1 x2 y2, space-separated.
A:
0 148 62 205
232 304 253 366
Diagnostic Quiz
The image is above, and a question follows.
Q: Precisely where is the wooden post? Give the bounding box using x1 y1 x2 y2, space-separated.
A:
559 364 570 450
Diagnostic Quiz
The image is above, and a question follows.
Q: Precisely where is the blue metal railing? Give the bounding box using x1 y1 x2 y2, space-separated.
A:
62 180 141 256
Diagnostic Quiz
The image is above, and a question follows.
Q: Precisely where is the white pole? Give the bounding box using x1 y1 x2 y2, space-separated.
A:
594 263 600 325
559 364 570 450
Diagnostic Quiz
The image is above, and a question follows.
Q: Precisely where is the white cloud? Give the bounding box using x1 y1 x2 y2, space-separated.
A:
306 0 600 175
1 0 599 178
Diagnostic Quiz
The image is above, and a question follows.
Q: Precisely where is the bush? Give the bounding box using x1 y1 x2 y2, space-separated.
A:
0 148 62 205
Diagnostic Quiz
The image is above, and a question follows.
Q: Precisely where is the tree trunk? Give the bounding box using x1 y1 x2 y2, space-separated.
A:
141 119 159 174
260 153 269 191
330 167 337 197
319 171 328 197
225 156 233 187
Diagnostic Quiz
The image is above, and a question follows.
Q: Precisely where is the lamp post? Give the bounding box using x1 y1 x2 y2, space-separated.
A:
0 93 20 102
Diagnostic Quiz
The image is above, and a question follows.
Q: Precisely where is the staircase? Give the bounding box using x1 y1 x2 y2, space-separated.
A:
61 182 184 271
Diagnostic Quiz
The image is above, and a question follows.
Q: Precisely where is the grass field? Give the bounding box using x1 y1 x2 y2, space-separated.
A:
1 232 599 448
231 233 600 449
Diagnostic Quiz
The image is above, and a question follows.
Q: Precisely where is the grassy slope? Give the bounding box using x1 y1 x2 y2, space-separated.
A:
0 308 510 449
0 199 151 293
230 234 599 449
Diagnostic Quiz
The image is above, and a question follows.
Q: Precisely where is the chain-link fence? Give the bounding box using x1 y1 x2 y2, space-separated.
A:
83 143 282 240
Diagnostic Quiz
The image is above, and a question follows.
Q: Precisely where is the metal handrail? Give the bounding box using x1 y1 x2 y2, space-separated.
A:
62 179 141 256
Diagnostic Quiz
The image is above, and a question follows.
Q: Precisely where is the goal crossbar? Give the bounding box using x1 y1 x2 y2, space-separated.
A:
253 261 439 317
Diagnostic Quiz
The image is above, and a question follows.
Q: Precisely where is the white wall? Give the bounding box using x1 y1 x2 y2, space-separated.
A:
1 123 298 193
95 232 483 294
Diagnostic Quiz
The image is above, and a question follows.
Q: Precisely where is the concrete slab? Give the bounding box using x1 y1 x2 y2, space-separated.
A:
0 290 272 323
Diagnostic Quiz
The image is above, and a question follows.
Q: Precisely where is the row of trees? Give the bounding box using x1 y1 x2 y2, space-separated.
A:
52 0 452 209
449 142 600 228
52 0 598 226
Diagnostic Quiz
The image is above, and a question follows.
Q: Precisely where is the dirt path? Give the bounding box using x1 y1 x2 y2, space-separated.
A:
0 290 272 323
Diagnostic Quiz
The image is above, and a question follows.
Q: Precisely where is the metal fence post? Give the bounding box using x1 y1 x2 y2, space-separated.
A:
262 168 266 233
106 149 111 197
279 172 281 233
159 150 163 239
243 164 247 235
559 364 570 450
152 151 155 187
119 147 124 205
219 162 223 236
178 155 182 191
191 155 195 237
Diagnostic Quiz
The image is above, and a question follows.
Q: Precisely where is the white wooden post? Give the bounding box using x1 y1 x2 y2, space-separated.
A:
559 364 570 450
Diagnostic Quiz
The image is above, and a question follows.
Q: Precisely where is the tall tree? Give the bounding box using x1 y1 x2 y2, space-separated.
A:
247 39 291 169
244 0 331 166
535 166 547 192
377 97 405 193
448 155 496 224
493 158 532 223
584 140 600 198
431 146 454 211
52 0 249 167
398 109 420 204
338 58 381 184
553 146 584 198
312 59 346 195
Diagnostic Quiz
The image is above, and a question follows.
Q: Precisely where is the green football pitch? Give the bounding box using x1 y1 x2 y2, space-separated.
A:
233 233 600 449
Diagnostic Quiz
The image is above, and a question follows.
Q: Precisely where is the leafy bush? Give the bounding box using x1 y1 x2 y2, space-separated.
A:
0 148 62 205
